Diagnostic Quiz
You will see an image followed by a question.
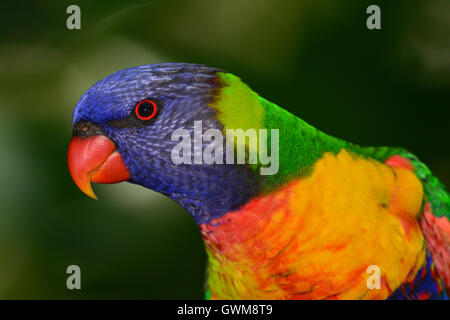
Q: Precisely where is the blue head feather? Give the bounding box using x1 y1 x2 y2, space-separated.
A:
73 63 259 224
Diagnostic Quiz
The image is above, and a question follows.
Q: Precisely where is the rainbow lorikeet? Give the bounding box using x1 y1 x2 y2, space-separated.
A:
68 63 449 300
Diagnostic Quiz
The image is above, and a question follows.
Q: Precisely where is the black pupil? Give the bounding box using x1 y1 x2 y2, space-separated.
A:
138 102 154 118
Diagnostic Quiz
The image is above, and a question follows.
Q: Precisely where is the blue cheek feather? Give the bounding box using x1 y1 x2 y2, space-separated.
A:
101 98 259 225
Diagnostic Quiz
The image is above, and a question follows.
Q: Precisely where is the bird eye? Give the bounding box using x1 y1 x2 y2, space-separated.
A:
135 99 158 120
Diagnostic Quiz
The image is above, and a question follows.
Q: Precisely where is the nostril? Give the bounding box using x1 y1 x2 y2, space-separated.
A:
73 121 103 137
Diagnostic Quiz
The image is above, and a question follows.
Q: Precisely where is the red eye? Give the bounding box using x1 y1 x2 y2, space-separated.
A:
135 99 158 120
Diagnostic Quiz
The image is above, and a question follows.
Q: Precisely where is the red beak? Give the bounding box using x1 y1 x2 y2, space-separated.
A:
68 135 130 199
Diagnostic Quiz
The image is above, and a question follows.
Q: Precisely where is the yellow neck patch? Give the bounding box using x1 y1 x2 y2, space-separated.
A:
210 73 264 131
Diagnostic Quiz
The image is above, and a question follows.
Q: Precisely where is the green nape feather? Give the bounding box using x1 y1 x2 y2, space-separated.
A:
212 72 449 219
213 72 365 192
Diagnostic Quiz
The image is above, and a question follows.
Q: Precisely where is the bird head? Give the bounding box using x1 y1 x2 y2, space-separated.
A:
68 63 263 224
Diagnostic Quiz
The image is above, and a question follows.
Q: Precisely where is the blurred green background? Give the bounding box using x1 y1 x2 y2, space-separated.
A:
0 0 448 299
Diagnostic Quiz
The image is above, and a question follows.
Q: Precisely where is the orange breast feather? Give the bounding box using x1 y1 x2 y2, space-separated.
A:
201 149 426 299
